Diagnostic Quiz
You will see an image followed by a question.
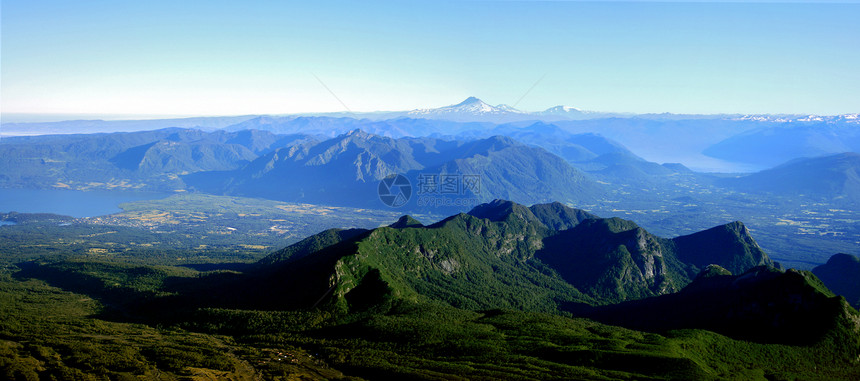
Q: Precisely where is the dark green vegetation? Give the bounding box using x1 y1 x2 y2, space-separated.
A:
584 266 859 346
0 268 350 380
535 218 772 303
241 199 771 310
813 253 860 309
3 200 858 379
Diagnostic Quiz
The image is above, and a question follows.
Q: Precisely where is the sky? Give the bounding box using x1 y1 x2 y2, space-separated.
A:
2 0 859 119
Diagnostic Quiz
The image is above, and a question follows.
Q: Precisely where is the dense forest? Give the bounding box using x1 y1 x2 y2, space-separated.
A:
2 200 858 379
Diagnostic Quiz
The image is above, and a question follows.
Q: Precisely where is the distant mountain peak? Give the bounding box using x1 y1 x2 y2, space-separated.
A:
825 253 860 266
468 199 541 224
406 97 525 121
342 128 377 140
458 135 523 155
439 97 510 113
527 202 599 231
545 105 583 113
389 215 423 229
485 134 519 145
696 264 733 280
672 221 774 275
455 96 483 106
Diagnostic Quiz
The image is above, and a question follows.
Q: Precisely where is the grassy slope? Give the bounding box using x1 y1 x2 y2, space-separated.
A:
0 268 354 380
4 256 859 380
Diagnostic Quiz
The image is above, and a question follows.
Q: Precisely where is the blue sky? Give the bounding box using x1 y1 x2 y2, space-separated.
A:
2 0 858 117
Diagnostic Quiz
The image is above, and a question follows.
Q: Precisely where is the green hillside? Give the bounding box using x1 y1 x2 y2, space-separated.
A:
3 199 858 379
814 253 860 308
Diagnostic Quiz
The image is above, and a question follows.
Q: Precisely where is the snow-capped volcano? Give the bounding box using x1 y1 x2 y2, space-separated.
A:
443 97 506 114
542 105 584 114
407 97 525 121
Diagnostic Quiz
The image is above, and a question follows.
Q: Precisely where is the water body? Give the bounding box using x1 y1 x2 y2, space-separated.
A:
0 188 171 218
0 221 16 226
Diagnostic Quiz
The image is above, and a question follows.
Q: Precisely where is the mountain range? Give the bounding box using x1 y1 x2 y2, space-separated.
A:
188 131 605 210
5 96 855 137
399 96 617 122
406 96 526 122
231 200 775 311
719 152 860 205
582 265 857 345
3 97 859 378
4 126 646 208
703 121 860 167
0 128 310 191
241 200 856 353
5 96 858 176
11 198 860 379
89 198 856 356
3 109 859 273
3 121 731 208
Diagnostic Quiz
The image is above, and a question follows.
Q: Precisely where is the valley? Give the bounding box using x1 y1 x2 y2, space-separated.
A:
0 194 418 266
1 199 858 379
4 0 859 378
1 100 858 380
2 115 858 269
2 183 856 271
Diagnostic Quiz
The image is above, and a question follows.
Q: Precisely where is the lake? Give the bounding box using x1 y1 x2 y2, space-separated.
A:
0 188 171 218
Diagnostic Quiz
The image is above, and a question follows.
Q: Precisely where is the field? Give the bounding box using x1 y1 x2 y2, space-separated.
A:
1 194 438 266
3 189 857 271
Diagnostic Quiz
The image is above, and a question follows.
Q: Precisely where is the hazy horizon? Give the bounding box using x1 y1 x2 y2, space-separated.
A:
3 97 857 125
